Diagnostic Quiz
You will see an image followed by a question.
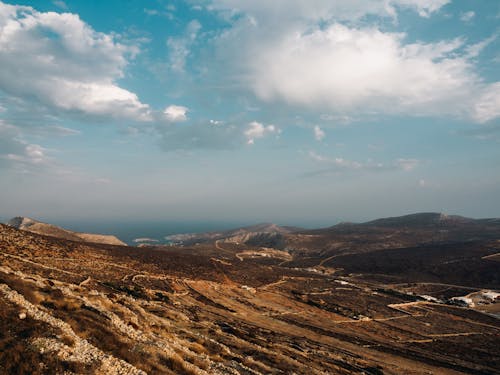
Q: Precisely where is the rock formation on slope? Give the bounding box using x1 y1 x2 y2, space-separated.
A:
7 217 126 246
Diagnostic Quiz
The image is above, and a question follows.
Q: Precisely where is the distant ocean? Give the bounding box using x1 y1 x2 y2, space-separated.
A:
50 220 252 246
1 216 326 246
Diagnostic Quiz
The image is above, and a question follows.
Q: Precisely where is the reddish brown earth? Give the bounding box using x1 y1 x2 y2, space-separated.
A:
0 222 499 374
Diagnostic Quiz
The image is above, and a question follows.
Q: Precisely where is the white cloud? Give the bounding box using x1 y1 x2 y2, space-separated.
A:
24 144 46 164
244 121 278 144
313 125 325 141
465 35 497 58
0 2 150 121
166 20 201 72
309 151 419 172
309 151 365 169
460 11 475 22
210 0 449 23
154 119 282 151
164 105 188 122
394 0 449 17
212 1 499 123
144 8 160 16
52 1 68 10
245 24 485 118
0 121 51 170
472 83 500 123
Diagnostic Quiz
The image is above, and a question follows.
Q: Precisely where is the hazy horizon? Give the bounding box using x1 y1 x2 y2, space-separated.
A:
3 209 500 246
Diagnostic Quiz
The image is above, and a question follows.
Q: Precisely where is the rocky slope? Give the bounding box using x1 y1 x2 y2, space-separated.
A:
7 217 126 246
164 213 500 255
166 223 301 247
0 223 499 374
281 212 500 258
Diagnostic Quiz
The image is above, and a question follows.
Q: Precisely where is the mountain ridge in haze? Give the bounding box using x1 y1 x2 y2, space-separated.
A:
163 212 500 248
309 212 500 231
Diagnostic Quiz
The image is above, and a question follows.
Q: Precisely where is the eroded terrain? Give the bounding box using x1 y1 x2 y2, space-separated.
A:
0 223 499 374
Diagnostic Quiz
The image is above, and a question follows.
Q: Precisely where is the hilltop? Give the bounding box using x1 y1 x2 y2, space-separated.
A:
7 217 127 246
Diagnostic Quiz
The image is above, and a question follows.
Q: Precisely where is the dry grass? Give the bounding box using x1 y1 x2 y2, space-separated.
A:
1 223 500 374
159 353 199 375
0 271 42 304
0 298 89 374
188 341 208 355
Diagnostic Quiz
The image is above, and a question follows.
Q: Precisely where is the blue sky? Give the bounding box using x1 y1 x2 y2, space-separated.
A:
0 0 499 226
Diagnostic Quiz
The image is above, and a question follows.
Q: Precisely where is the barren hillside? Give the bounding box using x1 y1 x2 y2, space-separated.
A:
7 217 126 246
0 223 499 374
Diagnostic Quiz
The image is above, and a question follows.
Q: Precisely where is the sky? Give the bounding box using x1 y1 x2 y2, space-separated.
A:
0 0 499 228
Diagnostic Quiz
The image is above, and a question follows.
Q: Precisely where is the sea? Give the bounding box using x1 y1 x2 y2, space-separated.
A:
1 216 326 246
50 220 252 246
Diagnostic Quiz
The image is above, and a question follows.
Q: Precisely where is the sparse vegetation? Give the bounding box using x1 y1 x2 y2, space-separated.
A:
0 299 86 374
0 221 499 374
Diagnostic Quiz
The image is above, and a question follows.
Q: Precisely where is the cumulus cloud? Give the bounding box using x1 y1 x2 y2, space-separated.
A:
245 24 489 118
0 2 150 121
313 125 325 141
244 121 278 144
211 1 499 123
163 105 188 122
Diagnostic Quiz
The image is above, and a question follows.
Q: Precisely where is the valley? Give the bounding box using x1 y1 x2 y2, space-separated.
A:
0 213 499 374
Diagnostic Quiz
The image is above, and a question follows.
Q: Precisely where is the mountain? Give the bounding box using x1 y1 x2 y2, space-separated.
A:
165 212 500 259
0 219 499 374
166 222 302 247
361 212 474 227
281 212 500 258
7 216 126 246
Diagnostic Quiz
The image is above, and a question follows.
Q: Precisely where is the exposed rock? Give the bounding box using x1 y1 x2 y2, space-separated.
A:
0 220 499 374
